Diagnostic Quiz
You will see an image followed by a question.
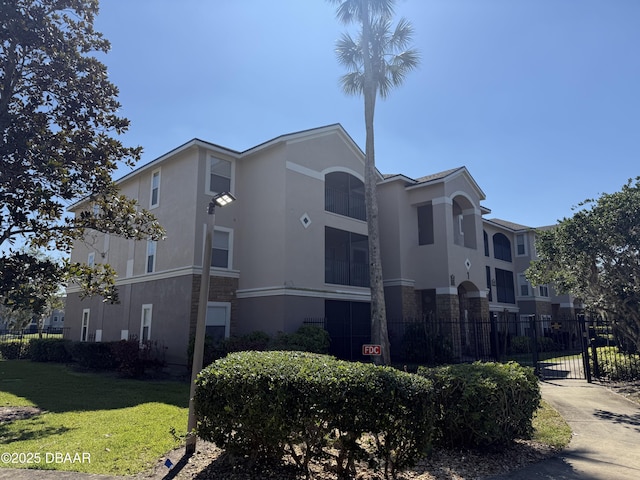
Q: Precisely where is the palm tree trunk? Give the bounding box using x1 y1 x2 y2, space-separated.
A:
360 7 391 365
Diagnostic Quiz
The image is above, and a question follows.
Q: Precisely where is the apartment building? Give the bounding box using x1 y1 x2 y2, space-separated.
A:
65 124 580 365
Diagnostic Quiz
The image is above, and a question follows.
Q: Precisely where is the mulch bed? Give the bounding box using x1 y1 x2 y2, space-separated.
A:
0 406 44 423
142 438 559 480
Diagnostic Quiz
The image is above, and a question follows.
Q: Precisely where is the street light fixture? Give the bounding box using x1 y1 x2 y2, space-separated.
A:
186 191 236 455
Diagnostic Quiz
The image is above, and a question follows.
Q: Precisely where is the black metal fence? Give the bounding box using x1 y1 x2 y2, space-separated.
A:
0 327 70 360
306 312 640 382
0 327 68 342
586 316 640 382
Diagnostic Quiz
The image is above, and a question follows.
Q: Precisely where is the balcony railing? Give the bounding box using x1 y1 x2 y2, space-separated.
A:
325 259 369 287
325 187 366 221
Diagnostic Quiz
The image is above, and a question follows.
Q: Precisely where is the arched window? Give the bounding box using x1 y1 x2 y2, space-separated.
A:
493 233 512 262
325 172 366 221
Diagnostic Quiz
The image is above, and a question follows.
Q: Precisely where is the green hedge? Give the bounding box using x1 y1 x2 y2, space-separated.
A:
0 340 30 360
418 361 540 448
25 338 165 378
29 338 72 362
69 341 118 370
195 351 435 478
188 325 331 368
591 346 640 381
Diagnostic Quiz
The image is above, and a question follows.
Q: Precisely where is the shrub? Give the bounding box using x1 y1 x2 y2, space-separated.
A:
0 340 29 360
399 323 454 365
418 362 540 448
224 331 271 353
270 325 331 354
510 336 532 354
195 351 435 478
591 346 640 381
187 331 271 369
69 341 117 370
29 338 72 362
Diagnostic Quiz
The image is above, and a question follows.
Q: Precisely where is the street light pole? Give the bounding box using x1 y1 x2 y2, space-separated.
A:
185 192 235 455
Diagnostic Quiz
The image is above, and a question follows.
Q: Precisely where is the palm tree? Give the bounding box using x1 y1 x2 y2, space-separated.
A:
328 0 419 364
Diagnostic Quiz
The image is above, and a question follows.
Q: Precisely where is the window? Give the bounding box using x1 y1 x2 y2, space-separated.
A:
483 231 490 257
140 304 152 342
518 274 530 296
211 229 231 269
324 171 366 221
88 252 95 267
81 309 90 342
150 169 160 208
540 314 551 331
325 227 369 287
539 285 549 297
208 156 231 194
493 233 512 262
516 234 526 256
486 266 492 302
146 240 157 273
495 268 515 304
417 204 434 245
205 303 230 343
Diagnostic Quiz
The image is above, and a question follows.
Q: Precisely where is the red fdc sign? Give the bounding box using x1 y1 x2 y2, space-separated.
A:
362 344 382 356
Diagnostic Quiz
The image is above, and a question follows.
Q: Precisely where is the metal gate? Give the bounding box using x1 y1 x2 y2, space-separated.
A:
528 315 590 381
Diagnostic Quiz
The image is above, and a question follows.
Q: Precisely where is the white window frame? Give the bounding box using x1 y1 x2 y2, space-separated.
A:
140 304 153 343
211 226 233 270
518 273 530 297
539 285 549 297
516 233 527 256
540 314 551 331
206 155 234 195
150 168 161 209
205 302 231 339
87 252 95 268
81 309 90 342
146 240 157 273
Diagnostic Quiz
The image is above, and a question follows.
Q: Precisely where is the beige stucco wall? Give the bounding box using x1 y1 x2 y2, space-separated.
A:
66 274 194 365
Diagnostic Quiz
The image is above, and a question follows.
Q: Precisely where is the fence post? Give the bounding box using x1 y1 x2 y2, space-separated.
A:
529 315 540 377
589 317 600 379
578 314 592 383
491 314 500 361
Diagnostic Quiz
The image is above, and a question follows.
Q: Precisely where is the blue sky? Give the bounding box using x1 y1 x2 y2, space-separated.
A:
94 0 640 228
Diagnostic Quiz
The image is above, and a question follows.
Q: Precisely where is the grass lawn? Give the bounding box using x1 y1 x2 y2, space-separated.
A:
0 360 573 476
0 360 189 475
532 399 572 449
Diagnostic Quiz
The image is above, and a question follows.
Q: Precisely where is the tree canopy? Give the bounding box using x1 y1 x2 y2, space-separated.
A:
527 178 640 350
1 0 164 314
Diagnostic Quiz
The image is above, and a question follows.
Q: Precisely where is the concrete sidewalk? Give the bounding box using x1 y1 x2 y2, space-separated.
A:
490 379 640 480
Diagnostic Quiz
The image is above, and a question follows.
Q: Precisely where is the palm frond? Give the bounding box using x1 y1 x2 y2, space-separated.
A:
326 0 395 25
389 17 415 51
339 71 365 97
387 49 420 87
335 32 363 69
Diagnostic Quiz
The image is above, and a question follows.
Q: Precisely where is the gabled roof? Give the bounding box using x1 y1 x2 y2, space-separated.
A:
485 218 533 231
413 167 465 184
405 166 487 200
69 124 373 211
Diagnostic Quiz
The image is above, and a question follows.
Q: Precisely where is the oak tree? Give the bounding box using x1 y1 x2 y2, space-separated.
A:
527 178 640 351
0 0 164 313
